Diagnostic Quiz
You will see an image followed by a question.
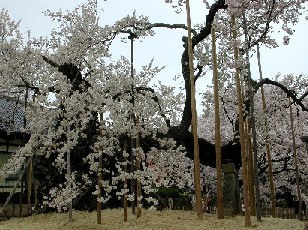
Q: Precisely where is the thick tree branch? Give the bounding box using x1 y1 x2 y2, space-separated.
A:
42 55 60 68
254 78 308 112
180 0 227 131
112 86 170 127
194 65 204 82
119 23 197 36
42 55 91 92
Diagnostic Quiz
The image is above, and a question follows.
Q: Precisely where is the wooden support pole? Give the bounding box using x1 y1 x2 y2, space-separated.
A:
67 151 73 222
123 138 128 222
97 113 103 224
289 97 302 221
211 26 224 219
130 135 136 214
245 118 256 216
257 44 276 217
231 15 251 227
136 116 141 218
185 0 203 219
242 8 261 221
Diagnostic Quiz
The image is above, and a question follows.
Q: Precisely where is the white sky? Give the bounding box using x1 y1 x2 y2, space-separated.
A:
1 0 308 113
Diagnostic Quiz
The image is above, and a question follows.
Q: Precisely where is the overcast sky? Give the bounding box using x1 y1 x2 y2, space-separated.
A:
1 0 308 113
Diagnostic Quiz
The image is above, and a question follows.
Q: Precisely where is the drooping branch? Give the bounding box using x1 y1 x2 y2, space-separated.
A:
248 0 276 48
112 86 170 127
220 96 235 128
135 87 169 125
254 78 308 112
15 79 40 95
258 154 294 177
10 56 65 96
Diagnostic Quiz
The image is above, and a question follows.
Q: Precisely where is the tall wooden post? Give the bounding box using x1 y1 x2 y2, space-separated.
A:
211 26 224 219
67 150 73 222
231 15 251 227
185 0 203 219
97 151 103 224
23 87 32 214
245 118 256 216
136 116 142 218
242 8 261 221
97 113 103 224
130 136 136 214
257 44 276 217
289 97 302 220
123 139 128 222
129 32 137 215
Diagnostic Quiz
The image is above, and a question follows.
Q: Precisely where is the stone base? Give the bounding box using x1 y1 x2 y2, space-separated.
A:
224 207 236 216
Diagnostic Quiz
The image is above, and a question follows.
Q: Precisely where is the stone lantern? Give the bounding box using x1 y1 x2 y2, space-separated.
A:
301 136 308 154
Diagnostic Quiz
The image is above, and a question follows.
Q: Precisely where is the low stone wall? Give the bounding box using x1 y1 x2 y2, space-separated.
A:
0 204 32 218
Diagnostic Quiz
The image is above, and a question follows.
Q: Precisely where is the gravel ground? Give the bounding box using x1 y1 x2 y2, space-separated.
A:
0 209 306 230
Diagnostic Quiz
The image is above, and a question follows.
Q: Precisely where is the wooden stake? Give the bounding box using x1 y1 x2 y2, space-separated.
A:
129 32 137 215
130 135 136 214
67 150 73 222
211 26 224 219
242 8 262 221
231 15 251 227
97 113 103 224
27 159 32 212
185 0 203 219
245 118 256 216
136 116 142 218
289 97 302 220
123 138 128 222
24 87 32 213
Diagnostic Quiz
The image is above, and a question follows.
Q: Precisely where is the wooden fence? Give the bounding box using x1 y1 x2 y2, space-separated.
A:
205 206 308 220
262 207 308 220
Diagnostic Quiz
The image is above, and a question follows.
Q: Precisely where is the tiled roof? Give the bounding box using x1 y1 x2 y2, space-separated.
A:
0 96 25 133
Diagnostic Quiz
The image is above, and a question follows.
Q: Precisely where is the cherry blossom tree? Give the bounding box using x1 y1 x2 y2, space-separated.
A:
0 1 192 215
0 1 307 222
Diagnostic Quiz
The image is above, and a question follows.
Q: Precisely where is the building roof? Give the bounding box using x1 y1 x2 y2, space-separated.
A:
0 96 25 134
